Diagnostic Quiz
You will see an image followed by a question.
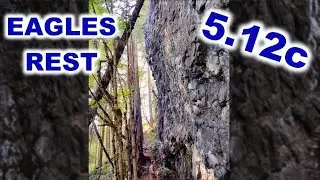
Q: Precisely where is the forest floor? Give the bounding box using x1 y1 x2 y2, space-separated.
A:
140 128 179 180
140 130 160 180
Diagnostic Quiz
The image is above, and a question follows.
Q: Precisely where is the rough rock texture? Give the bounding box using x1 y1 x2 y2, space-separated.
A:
145 0 320 179
145 0 230 179
0 0 88 179
229 0 320 179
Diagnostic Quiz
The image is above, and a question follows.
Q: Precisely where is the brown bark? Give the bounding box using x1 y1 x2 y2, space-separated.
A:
148 67 154 127
111 128 118 179
128 38 138 180
133 40 144 169
125 109 133 180
128 38 145 179
115 116 125 180
98 120 105 167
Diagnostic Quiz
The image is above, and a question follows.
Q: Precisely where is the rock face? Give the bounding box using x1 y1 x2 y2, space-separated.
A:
229 0 320 179
0 0 88 179
145 0 230 179
145 0 320 179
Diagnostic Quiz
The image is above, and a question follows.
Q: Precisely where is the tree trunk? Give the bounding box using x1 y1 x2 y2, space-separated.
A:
98 120 105 168
112 47 125 180
133 40 144 170
92 121 113 170
131 129 138 180
148 67 154 127
115 116 124 180
111 128 118 179
127 38 139 180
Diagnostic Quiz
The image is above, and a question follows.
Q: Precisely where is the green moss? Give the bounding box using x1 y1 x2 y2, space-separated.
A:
185 149 193 178
88 75 94 89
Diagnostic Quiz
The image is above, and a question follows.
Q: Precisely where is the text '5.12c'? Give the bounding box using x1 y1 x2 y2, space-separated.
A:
198 9 313 73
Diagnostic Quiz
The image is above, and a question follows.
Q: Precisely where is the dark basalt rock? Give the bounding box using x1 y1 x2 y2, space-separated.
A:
229 0 320 179
145 0 320 179
144 0 230 179
0 0 88 179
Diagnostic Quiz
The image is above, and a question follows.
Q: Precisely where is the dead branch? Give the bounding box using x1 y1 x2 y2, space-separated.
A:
92 120 114 171
93 0 145 103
